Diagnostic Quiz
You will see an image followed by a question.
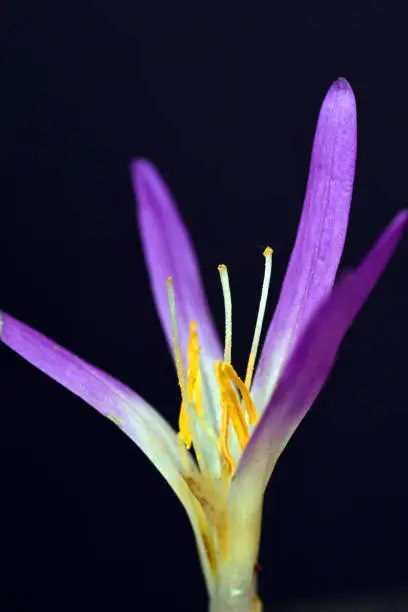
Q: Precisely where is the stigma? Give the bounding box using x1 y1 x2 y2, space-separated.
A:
166 246 273 477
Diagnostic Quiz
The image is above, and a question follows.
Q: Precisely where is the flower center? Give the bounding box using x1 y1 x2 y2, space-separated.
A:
166 247 273 475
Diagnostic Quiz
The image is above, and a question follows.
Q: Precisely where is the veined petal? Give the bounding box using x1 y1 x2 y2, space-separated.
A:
131 159 222 368
235 211 407 491
252 79 357 412
0 313 218 594
131 160 223 452
0 313 196 496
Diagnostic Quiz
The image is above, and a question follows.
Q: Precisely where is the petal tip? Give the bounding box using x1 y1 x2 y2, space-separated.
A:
324 77 356 115
130 158 169 218
396 208 408 223
330 77 354 95
333 76 353 91
131 158 158 185
391 208 408 234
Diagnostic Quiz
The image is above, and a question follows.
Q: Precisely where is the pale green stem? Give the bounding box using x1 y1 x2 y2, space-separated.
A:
209 575 262 612
209 595 262 612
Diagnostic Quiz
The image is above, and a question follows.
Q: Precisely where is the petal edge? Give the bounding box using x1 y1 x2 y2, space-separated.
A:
0 313 193 493
252 79 357 411
236 210 408 489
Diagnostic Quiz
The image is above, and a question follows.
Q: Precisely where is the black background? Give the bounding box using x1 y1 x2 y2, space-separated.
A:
1 1 407 610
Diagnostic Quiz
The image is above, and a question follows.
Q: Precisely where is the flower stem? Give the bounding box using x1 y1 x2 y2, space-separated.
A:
209 585 262 612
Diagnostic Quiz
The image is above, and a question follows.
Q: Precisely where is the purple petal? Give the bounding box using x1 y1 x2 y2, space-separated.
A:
131 159 222 368
0 314 193 489
252 79 357 411
235 211 407 488
0 314 218 592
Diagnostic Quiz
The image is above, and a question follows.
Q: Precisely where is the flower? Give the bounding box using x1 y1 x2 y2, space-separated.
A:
1 78 406 612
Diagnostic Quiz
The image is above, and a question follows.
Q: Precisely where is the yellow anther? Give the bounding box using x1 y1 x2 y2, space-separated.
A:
171 244 273 476
193 369 204 418
218 264 232 364
220 409 235 474
223 363 259 426
216 361 251 476
245 246 273 390
178 321 204 451
186 321 202 415
178 404 193 449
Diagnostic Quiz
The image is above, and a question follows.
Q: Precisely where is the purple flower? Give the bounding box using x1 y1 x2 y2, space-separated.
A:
1 78 406 611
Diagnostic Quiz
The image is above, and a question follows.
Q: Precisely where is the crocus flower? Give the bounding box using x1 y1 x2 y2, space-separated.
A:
1 78 406 612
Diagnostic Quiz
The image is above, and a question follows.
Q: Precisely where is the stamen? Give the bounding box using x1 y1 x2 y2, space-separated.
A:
166 277 193 448
166 277 188 407
223 363 259 426
221 406 235 475
216 361 251 476
177 321 204 451
172 318 207 472
178 321 203 450
186 322 202 415
178 404 192 449
193 369 204 417
218 264 232 364
244 247 273 390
